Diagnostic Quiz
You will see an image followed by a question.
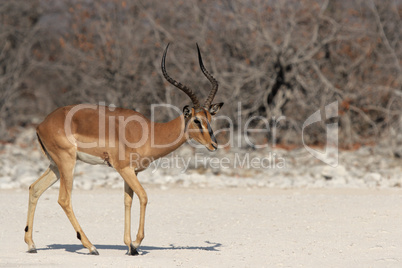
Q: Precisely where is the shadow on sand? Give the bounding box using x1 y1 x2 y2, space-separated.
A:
40 241 222 255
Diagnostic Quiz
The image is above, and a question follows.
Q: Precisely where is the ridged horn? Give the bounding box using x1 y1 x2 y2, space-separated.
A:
161 44 200 109
196 43 218 109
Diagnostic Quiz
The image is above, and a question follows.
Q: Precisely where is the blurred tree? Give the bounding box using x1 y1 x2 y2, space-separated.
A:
0 0 400 149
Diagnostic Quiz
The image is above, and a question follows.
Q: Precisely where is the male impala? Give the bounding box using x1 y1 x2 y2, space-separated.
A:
24 44 223 255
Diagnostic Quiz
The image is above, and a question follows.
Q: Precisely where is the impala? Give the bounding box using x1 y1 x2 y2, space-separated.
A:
24 44 223 255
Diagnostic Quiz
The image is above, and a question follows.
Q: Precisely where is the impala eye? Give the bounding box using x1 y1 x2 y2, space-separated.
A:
193 118 202 129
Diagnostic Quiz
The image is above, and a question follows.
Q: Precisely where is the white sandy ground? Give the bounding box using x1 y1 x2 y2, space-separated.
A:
1 187 402 267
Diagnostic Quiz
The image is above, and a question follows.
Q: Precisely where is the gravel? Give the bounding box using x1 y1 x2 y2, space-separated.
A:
1 127 402 190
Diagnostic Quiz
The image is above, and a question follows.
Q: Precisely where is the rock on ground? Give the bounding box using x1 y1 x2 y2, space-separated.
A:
1 127 402 190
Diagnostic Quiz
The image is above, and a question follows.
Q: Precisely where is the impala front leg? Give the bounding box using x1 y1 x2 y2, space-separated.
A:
119 168 147 255
124 181 138 255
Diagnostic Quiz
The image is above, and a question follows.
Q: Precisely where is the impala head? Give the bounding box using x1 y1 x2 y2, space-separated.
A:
162 44 224 151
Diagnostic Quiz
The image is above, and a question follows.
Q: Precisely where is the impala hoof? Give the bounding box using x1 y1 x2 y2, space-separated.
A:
27 248 37 254
89 248 99 255
126 243 139 256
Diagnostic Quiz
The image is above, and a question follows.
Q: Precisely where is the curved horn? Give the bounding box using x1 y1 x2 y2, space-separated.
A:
196 44 218 109
161 44 200 109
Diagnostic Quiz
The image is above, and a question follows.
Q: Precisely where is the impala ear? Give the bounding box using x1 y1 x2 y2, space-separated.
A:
209 102 224 116
183 105 192 118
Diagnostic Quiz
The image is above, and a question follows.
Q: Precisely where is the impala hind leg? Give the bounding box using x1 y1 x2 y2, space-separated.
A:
56 155 99 255
119 168 147 255
24 166 59 253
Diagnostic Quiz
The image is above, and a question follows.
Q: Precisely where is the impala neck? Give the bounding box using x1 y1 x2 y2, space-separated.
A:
150 115 188 159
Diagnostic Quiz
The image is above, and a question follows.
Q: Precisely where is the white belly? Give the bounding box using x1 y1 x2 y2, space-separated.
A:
76 151 106 165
